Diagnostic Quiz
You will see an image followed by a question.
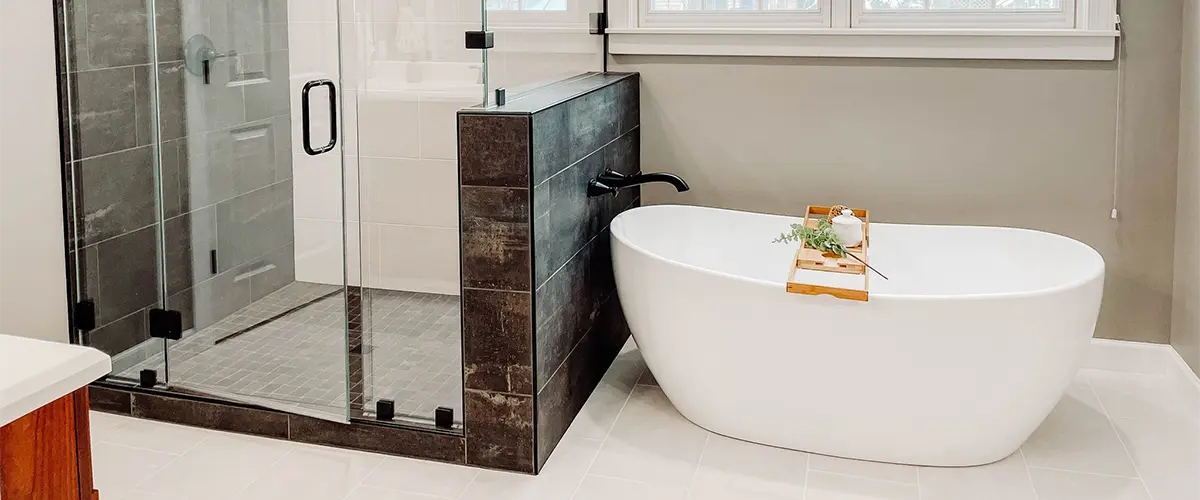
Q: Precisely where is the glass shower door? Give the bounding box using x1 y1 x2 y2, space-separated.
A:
153 0 352 421
341 0 488 426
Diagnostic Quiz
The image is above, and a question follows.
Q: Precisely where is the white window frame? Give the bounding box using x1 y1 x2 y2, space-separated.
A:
641 0 832 29
485 0 592 28
608 0 1119 60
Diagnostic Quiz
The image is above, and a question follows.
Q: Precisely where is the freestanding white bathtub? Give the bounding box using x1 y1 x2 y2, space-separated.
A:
611 205 1105 467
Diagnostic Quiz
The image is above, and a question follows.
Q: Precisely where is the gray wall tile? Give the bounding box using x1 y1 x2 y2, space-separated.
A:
95 225 160 325
535 296 630 469
74 146 156 246
75 67 138 158
567 85 620 165
244 51 291 121
163 207 217 297
618 78 640 136
216 180 294 273
154 62 188 142
85 307 151 358
534 231 615 391
160 138 187 218
230 121 280 195
531 106 569 187
273 115 293 181
154 0 184 62
249 243 296 301
179 264 252 333
85 0 150 68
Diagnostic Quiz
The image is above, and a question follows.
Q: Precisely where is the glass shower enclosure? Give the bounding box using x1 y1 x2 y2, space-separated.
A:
59 0 486 425
59 0 603 428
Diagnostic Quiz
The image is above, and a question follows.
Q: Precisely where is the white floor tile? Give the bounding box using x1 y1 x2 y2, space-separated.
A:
809 454 919 485
233 444 384 500
84 345 1200 500
572 475 689 500
1027 468 1153 500
916 452 1037 500
98 417 211 455
804 471 919 500
91 442 179 499
686 434 808 500
1110 416 1200 500
135 432 292 499
1083 369 1200 422
565 349 645 441
460 437 602 500
587 385 708 488
344 485 448 500
89 411 134 440
360 456 480 498
1020 379 1139 477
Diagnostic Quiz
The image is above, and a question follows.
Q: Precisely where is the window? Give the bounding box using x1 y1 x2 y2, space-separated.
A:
609 0 1118 59
486 0 569 10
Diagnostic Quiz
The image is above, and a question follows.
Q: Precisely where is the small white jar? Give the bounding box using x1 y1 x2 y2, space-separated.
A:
831 209 864 248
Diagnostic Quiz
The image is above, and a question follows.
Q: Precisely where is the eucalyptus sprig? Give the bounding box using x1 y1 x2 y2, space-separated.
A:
773 217 848 257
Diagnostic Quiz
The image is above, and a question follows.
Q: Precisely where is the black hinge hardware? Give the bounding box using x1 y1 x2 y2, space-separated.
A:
75 300 97 331
590 12 607 35
376 399 395 421
495 88 506 106
435 407 454 429
149 308 183 340
139 369 158 388
465 31 494 50
210 249 218 275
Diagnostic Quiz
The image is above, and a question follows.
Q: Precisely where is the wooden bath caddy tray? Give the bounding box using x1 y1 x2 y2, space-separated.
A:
785 205 871 302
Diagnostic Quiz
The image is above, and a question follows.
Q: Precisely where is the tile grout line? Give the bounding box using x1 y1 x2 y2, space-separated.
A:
915 461 923 500
803 469 920 488
569 360 643 499
801 449 811 500
1082 375 1158 500
681 434 711 500
1018 448 1042 500
125 430 213 494
1023 464 1144 480
338 455 387 500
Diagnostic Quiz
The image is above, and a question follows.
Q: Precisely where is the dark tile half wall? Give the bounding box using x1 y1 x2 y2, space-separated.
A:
458 72 640 473
56 0 295 360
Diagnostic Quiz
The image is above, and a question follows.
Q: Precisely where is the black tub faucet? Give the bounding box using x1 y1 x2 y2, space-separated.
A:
587 170 690 197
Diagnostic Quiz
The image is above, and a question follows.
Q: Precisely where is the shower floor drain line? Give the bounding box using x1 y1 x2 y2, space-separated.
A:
119 282 463 423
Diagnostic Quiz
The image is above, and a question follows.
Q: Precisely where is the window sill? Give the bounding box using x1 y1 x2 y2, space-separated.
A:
606 28 1119 61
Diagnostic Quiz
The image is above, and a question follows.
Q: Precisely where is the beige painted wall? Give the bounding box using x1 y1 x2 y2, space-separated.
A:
612 0 1184 343
0 3 71 342
1173 0 1200 374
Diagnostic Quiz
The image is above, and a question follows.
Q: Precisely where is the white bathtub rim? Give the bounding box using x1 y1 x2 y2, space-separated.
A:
611 204 1105 302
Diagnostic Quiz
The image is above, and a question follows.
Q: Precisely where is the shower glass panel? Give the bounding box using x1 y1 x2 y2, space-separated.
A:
154 0 351 421
58 0 170 382
342 0 487 425
484 0 606 98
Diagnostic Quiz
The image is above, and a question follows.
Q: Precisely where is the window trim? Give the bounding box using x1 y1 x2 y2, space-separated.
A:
609 0 1118 60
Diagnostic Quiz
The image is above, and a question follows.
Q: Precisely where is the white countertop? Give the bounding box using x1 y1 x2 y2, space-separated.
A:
0 334 111 426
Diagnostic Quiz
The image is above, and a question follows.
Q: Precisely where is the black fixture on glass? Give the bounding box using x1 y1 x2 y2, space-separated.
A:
587 170 690 198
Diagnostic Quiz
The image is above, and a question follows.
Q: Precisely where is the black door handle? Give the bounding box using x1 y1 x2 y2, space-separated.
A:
301 79 338 156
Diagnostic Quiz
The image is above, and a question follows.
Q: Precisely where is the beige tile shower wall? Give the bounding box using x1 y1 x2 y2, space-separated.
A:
612 0 1186 344
291 1 484 294
1172 0 1200 375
